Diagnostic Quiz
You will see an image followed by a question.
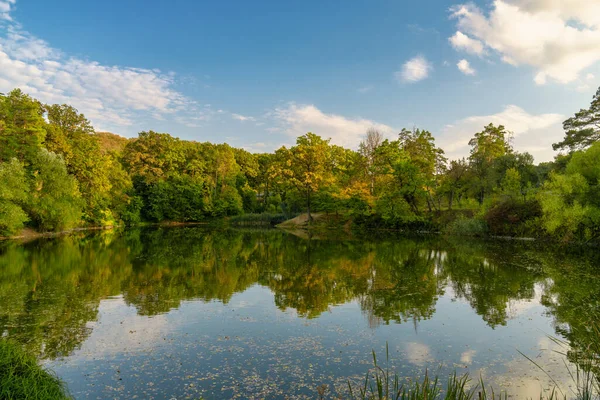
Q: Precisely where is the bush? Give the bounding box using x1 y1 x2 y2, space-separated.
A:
444 216 488 237
0 340 70 399
353 213 436 232
484 198 542 237
0 202 29 236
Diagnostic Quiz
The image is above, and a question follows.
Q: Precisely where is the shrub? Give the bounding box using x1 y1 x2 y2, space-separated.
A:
484 198 542 237
0 202 29 236
444 217 488 237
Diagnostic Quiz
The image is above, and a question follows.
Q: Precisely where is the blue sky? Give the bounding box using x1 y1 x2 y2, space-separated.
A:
1 0 599 161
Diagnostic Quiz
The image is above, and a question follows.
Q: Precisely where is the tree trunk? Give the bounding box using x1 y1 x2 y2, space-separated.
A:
306 188 312 224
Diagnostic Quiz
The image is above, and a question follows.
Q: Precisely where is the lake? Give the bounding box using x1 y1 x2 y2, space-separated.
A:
0 227 598 399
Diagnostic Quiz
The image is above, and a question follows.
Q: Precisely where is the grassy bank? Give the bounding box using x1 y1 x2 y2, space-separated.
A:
0 340 70 400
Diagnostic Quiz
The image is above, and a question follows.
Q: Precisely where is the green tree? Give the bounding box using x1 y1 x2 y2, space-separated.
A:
500 167 521 198
0 159 29 235
538 143 600 241
398 128 446 211
26 150 82 232
122 131 186 182
0 89 46 163
272 133 334 221
45 104 114 224
358 128 384 195
440 159 468 209
468 123 512 203
553 86 600 152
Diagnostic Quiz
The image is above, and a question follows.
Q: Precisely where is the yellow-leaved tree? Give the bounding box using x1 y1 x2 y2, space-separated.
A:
271 133 335 222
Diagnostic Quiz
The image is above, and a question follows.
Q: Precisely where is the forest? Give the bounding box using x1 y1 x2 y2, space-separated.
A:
1 87 600 242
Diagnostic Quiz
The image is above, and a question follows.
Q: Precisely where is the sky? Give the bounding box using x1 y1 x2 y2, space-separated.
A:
1 0 599 162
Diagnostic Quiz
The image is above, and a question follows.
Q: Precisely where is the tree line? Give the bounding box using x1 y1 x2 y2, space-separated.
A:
1 87 599 241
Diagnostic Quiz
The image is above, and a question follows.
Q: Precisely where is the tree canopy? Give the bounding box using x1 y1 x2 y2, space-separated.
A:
2 86 600 242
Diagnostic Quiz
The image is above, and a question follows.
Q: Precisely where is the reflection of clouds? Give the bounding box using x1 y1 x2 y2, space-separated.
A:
70 296 174 360
460 349 476 365
483 335 575 399
507 283 545 318
405 342 434 366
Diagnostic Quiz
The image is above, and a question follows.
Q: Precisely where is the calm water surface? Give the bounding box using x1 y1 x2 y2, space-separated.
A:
0 227 599 399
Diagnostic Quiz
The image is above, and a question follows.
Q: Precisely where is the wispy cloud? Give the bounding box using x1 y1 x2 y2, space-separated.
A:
231 113 256 122
0 2 210 132
0 0 16 21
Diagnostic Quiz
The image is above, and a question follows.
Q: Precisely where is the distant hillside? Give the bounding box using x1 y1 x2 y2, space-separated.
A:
95 131 129 154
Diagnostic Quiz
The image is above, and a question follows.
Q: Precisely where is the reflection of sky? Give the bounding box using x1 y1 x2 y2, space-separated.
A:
46 284 574 399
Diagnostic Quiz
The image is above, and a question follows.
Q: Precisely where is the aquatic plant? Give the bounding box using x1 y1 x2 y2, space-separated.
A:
348 342 600 400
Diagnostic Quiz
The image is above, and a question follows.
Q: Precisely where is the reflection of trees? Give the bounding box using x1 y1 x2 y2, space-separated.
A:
1 227 599 375
440 240 541 328
538 251 600 378
260 239 373 318
359 241 446 326
121 228 261 315
0 232 129 358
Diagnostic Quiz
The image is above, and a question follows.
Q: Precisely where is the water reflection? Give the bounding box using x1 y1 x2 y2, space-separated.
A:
0 227 598 398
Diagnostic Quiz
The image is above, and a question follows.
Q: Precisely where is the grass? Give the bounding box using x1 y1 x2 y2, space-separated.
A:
0 339 70 400
347 342 600 400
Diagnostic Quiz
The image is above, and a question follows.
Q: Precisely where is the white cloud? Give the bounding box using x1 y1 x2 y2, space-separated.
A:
357 85 373 94
457 59 476 75
508 0 600 28
449 31 485 55
587 73 595 80
449 0 600 84
269 103 395 149
231 113 256 122
0 5 206 132
438 105 564 162
396 55 432 83
0 0 15 21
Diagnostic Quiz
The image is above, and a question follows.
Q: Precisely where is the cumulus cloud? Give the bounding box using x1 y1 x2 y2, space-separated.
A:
396 55 432 83
449 31 485 55
449 0 600 84
0 4 205 132
457 59 476 75
269 103 395 149
438 105 564 162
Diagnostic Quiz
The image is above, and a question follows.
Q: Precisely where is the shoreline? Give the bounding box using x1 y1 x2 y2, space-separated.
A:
0 216 588 246
0 221 210 241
